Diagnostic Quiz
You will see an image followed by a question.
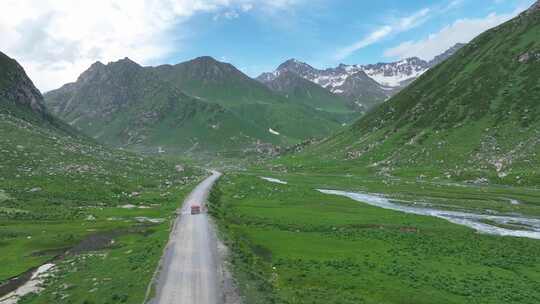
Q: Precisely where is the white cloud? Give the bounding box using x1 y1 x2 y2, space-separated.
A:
0 0 303 92
241 3 254 12
384 8 523 61
214 10 241 20
334 8 431 60
445 0 465 10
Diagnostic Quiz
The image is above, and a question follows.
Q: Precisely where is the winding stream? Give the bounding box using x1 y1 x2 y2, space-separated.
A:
0 263 55 304
259 177 288 184
318 189 540 240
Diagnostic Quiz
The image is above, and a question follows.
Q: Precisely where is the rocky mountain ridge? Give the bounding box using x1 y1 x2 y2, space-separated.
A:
258 70 355 113
527 0 540 14
258 43 465 110
44 56 350 155
0 51 47 117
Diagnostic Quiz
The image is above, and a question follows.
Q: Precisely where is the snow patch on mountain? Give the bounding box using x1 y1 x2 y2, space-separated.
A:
269 128 280 135
260 57 430 93
363 66 427 87
257 44 465 110
259 44 464 93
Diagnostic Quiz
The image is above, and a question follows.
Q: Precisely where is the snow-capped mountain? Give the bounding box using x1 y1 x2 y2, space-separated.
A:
360 57 429 88
257 43 465 110
257 59 388 110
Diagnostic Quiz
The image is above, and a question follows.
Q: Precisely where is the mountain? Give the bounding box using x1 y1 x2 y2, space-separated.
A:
429 43 466 66
258 59 387 110
258 44 465 110
151 56 282 107
260 70 355 114
0 51 79 137
359 56 429 88
152 56 350 115
45 58 273 153
150 56 353 129
45 57 347 155
1 52 49 121
280 3 540 185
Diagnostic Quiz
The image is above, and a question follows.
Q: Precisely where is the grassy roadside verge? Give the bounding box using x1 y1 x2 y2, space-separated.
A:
209 172 540 304
208 178 279 304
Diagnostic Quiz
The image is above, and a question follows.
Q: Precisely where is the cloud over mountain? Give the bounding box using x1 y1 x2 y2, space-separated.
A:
0 0 304 91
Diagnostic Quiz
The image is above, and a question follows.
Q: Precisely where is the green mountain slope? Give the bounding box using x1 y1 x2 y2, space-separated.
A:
45 57 345 155
152 56 281 107
44 58 281 154
151 57 347 140
280 4 540 185
261 70 357 116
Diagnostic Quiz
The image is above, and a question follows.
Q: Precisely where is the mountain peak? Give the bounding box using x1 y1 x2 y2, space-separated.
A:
191 56 221 65
76 57 142 84
0 51 47 116
184 56 236 70
153 55 253 86
119 56 135 62
110 57 140 67
90 61 105 68
283 58 301 64
278 58 312 70
428 43 466 66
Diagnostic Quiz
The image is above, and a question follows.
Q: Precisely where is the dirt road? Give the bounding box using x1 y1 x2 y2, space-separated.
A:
151 171 222 304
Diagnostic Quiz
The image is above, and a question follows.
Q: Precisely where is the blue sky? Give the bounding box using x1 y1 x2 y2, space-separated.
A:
0 0 535 91
164 0 535 76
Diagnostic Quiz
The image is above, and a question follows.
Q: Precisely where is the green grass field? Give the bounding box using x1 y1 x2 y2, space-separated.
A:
210 171 540 304
1 174 201 304
13 183 194 304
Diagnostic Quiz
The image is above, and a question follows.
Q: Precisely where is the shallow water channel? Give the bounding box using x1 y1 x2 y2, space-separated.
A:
318 189 540 240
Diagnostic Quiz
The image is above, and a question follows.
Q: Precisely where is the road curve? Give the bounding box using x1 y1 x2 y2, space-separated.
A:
151 170 222 304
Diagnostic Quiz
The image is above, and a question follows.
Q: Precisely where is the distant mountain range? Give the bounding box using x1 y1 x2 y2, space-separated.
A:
41 43 466 155
44 56 351 155
257 43 465 110
7 35 463 157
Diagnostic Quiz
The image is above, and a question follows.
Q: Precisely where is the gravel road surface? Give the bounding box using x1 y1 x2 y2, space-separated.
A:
152 171 222 304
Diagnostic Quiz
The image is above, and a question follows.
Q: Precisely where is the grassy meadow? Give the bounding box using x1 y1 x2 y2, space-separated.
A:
210 171 540 304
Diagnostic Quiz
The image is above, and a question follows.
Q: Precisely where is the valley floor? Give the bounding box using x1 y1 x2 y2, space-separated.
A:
0 182 201 304
209 171 540 304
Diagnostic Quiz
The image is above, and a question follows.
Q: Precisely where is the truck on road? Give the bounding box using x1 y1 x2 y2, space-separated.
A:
191 205 201 215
